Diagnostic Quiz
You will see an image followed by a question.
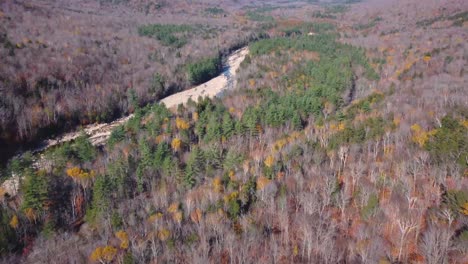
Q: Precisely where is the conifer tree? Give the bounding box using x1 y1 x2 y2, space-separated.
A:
222 112 235 138
73 132 96 163
205 115 221 142
194 112 208 140
184 165 195 188
204 144 222 170
291 112 303 130
22 170 49 213
154 142 170 167
235 120 246 135
88 175 113 221
184 146 205 188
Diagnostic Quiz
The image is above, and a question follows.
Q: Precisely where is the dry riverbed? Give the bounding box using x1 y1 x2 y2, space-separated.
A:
38 47 248 151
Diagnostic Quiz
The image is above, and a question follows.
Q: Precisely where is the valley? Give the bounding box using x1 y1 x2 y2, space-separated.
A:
0 0 467 263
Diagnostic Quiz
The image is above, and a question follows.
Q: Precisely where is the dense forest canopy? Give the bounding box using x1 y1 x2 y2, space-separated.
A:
0 0 467 263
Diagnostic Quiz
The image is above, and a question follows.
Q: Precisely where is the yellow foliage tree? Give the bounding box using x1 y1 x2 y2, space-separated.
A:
462 119 468 129
24 208 36 222
273 138 288 152
228 170 236 181
337 122 345 131
158 228 171 241
293 245 299 256
173 211 183 224
248 79 256 88
175 117 190 130
171 138 182 152
212 177 223 193
257 176 271 190
167 203 179 213
66 167 82 178
223 191 239 204
264 155 275 168
423 55 431 63
147 212 164 223
410 124 437 147
461 202 468 216
0 187 6 199
384 145 395 156
115 230 129 249
9 215 19 229
66 167 96 189
90 246 117 263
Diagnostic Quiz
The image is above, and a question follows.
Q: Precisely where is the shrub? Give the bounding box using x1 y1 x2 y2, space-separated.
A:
186 56 221 85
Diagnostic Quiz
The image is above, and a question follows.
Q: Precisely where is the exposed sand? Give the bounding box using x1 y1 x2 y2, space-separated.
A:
160 47 249 108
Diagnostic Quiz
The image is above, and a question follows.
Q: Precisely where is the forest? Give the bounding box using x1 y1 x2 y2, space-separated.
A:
0 0 467 263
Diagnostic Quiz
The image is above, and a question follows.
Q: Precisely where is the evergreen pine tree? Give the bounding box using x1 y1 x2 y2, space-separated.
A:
73 132 96 163
154 142 170 168
194 112 208 140
362 101 371 113
291 112 303 130
127 88 139 111
92 175 112 214
234 119 246 135
205 115 221 142
184 165 195 188
138 139 153 167
222 113 235 138
204 144 222 169
22 170 49 213
243 108 258 137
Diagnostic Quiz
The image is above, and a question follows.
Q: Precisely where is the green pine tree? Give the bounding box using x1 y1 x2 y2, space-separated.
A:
204 144 222 170
205 115 222 142
22 170 49 213
154 142 170 168
194 112 208 140
222 113 235 138
291 112 303 130
150 73 165 96
73 132 96 163
91 175 112 214
184 165 195 188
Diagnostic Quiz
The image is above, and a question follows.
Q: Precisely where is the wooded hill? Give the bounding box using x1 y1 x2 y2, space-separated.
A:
1 0 467 263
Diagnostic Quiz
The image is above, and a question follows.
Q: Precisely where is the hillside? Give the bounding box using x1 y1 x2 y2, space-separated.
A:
0 0 467 263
